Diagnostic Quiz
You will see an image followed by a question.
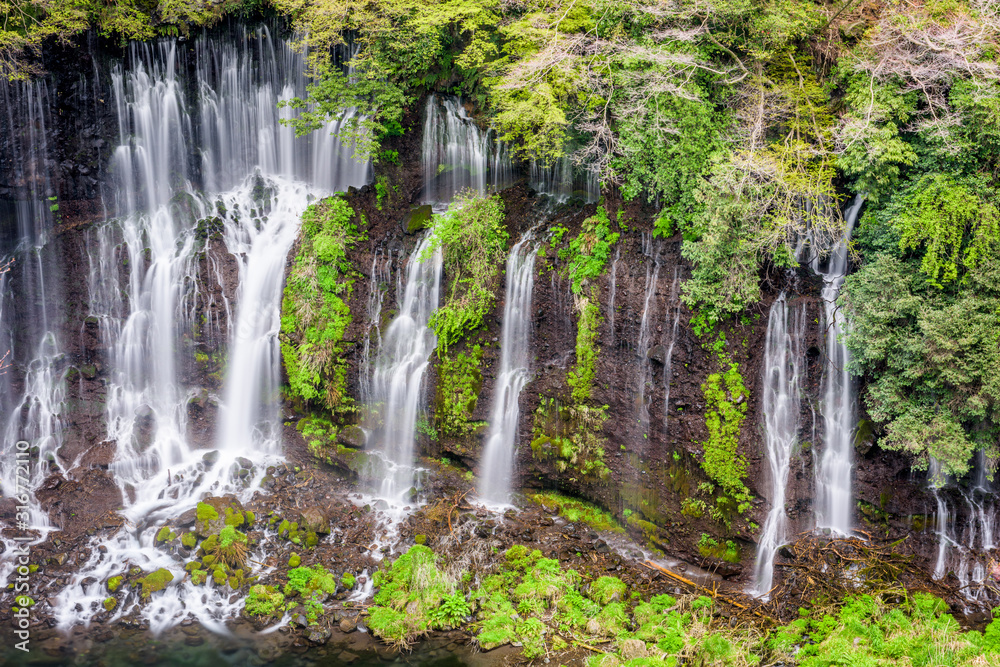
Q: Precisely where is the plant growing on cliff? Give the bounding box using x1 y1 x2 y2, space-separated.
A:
422 192 508 351
560 206 619 296
280 196 365 414
434 345 484 438
699 347 751 516
567 291 601 404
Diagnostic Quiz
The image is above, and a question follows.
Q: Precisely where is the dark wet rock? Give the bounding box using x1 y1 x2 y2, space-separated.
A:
337 425 366 449
202 450 220 465
299 507 329 534
307 627 331 645
647 344 667 364
401 204 433 234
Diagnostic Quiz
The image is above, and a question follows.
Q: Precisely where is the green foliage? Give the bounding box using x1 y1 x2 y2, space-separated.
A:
589 576 627 605
893 174 1000 288
284 565 338 599
567 294 601 403
434 345 483 437
699 349 751 515
281 196 365 412
340 572 356 589
614 93 721 236
423 192 508 350
368 545 459 647
275 0 502 159
841 252 1000 476
531 397 610 481
561 207 619 296
696 534 741 563
427 592 470 629
245 584 285 617
0 1 227 79
527 491 623 533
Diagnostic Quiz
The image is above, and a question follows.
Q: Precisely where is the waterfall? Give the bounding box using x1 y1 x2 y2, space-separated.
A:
813 194 864 535
662 268 681 431
528 156 600 203
608 246 620 347
216 177 313 453
364 235 442 503
635 240 661 440
751 293 806 598
360 247 396 403
930 454 997 598
479 234 538 504
421 95 513 204
0 77 63 541
38 28 367 631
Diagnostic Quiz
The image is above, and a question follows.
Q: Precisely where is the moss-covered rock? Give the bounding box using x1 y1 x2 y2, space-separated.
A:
138 568 175 599
401 204 433 234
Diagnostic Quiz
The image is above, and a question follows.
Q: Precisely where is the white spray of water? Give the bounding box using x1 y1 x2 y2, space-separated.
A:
813 194 864 535
49 30 367 631
750 293 806 598
479 233 538 504
364 235 442 505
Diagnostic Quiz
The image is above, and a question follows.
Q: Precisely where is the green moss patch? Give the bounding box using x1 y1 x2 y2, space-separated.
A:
137 568 174 599
528 491 622 533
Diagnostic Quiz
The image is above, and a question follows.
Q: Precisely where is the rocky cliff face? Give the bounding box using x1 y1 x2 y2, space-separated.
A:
0 29 959 595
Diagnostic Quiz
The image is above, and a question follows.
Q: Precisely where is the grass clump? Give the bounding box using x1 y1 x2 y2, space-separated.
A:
528 491 623 533
341 572 356 589
106 576 122 593
590 576 627 605
213 525 249 569
368 545 461 647
284 565 338 599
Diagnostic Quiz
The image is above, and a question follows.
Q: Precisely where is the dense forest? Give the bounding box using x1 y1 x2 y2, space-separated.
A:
2 1 1000 665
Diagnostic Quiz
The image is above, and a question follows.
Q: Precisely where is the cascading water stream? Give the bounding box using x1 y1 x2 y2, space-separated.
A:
0 78 63 543
421 95 513 205
364 235 442 504
662 268 680 432
750 293 806 597
635 238 661 440
479 233 538 504
528 156 600 204
216 177 313 454
930 454 997 599
608 246 620 347
813 194 864 535
44 28 368 631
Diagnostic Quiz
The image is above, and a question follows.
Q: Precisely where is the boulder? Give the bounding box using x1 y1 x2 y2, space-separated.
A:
400 205 433 234
619 639 647 661
337 425 366 450
298 507 329 534
647 345 667 365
